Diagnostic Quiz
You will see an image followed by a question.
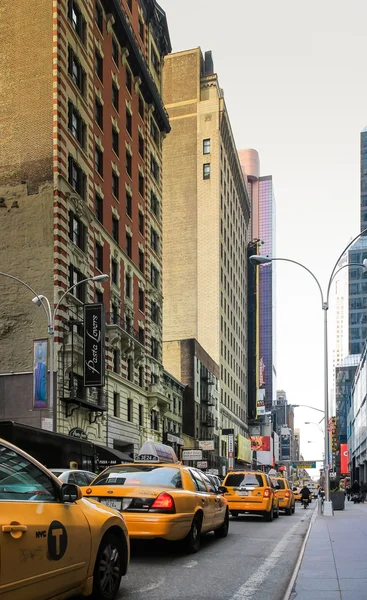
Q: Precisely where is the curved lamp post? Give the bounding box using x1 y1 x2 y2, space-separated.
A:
250 230 367 516
0 271 108 432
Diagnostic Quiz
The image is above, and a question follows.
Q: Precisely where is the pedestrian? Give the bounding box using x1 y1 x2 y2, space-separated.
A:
351 480 361 503
361 481 367 503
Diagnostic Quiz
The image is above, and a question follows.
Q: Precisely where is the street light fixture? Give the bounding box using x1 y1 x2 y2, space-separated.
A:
250 230 367 516
305 421 324 433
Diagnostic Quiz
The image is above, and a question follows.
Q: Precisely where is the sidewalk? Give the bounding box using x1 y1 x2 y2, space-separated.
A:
290 501 367 599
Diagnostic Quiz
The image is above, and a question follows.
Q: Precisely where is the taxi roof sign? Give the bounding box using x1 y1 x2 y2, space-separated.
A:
135 441 178 464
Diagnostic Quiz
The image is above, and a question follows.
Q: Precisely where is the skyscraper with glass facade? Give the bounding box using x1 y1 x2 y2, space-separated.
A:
239 151 276 412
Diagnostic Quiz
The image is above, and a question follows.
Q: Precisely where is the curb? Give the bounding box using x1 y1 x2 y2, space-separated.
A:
282 506 318 600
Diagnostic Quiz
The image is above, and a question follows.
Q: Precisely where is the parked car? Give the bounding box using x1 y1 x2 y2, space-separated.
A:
50 469 96 486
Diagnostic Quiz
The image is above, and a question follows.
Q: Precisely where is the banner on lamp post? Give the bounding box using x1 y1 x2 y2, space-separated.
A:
33 339 48 409
84 303 105 387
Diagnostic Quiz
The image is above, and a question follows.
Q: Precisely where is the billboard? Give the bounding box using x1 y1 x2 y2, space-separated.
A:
251 436 271 452
257 389 265 416
237 435 252 463
340 443 349 474
33 339 48 408
84 303 105 387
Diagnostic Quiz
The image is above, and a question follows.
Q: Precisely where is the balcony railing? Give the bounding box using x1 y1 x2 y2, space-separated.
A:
106 312 145 347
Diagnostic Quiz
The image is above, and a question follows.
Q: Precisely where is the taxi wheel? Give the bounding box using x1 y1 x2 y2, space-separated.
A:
230 511 239 518
285 506 292 516
292 503 295 514
92 533 124 600
264 507 274 522
214 509 229 538
273 505 279 519
183 514 202 553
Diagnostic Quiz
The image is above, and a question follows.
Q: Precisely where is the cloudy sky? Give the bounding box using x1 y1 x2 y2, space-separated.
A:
160 0 367 473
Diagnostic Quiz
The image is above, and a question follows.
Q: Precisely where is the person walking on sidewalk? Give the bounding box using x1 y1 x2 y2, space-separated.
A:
361 481 367 503
351 480 361 503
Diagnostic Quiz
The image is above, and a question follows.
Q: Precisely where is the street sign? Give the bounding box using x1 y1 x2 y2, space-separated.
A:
197 461 208 469
182 450 203 461
199 440 215 451
292 461 317 469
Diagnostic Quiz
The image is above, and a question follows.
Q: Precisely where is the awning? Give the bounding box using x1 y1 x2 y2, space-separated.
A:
95 444 133 468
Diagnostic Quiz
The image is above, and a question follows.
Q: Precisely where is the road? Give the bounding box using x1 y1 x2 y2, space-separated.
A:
118 504 314 600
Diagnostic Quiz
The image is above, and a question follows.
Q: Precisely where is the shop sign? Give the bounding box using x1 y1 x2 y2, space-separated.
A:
197 461 208 469
69 428 88 440
167 433 184 446
84 303 105 387
199 440 215 451
182 450 203 461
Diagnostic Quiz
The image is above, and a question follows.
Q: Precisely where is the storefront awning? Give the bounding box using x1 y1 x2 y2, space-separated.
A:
95 445 133 468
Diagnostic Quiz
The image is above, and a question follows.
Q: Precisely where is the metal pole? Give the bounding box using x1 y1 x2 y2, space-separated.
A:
49 332 55 430
323 304 333 515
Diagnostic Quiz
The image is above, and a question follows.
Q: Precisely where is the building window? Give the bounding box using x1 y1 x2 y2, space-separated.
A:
111 259 118 286
95 194 103 222
138 95 144 118
138 211 144 234
150 227 159 254
126 191 132 218
68 47 86 95
126 109 132 136
69 264 85 301
68 0 86 43
68 155 86 199
203 138 211 154
150 409 159 431
113 392 120 417
139 16 144 40
68 101 86 148
126 0 132 12
112 215 119 242
139 402 144 423
151 302 159 324
111 172 119 200
95 49 103 81
127 360 134 384
150 154 159 182
95 242 103 271
138 172 144 197
127 396 134 423
95 97 103 129
150 119 159 146
150 264 159 288
112 82 119 112
151 337 159 360
126 67 132 93
138 134 144 158
112 38 119 65
95 1 103 31
126 151 132 178
138 328 144 345
126 232 132 258
95 146 103 177
113 349 120 373
151 46 160 76
138 249 144 272
112 127 119 156
138 289 144 312
203 163 211 180
96 289 103 304
150 191 159 217
125 273 132 298
111 303 118 324
69 211 85 250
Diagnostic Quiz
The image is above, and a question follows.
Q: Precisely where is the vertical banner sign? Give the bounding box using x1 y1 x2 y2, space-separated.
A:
228 433 234 470
33 339 48 408
340 443 349 474
84 303 105 387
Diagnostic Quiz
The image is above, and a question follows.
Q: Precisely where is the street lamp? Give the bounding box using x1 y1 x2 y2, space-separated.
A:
292 404 325 423
305 421 324 433
250 232 367 516
32 274 109 430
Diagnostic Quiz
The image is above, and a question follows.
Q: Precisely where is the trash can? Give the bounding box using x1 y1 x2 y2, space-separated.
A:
330 491 345 510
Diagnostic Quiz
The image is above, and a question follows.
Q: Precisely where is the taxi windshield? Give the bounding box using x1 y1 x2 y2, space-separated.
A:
225 473 263 487
92 466 183 488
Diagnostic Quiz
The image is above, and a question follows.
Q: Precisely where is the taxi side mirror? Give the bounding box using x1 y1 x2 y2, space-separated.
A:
218 485 228 494
61 483 82 503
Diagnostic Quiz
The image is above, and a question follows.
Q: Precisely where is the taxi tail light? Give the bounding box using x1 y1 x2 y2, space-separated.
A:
150 493 175 513
285 490 291 498
264 488 271 498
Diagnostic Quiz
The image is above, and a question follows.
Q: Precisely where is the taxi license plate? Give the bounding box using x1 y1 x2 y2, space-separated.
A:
238 491 248 496
101 498 122 510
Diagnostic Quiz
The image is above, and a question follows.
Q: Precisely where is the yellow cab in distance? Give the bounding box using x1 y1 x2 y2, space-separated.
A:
82 441 229 553
0 437 129 600
270 476 295 515
222 470 280 521
293 487 302 502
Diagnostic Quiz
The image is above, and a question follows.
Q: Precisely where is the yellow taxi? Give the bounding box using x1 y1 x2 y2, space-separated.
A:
0 438 129 600
270 476 295 515
293 487 302 502
82 442 229 553
222 470 280 521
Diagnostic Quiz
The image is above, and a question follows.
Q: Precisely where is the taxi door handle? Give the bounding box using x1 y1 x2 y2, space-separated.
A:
2 525 27 533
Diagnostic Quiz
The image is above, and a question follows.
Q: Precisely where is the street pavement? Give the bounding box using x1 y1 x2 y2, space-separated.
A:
290 499 367 600
117 504 313 600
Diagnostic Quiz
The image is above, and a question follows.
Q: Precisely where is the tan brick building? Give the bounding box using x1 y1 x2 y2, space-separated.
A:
0 0 173 463
162 48 251 463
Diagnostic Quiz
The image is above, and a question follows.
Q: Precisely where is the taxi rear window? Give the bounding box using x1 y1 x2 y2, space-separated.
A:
92 466 182 488
272 478 285 489
225 473 264 487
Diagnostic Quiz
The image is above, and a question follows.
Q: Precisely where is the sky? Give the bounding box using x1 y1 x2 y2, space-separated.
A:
159 0 367 475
